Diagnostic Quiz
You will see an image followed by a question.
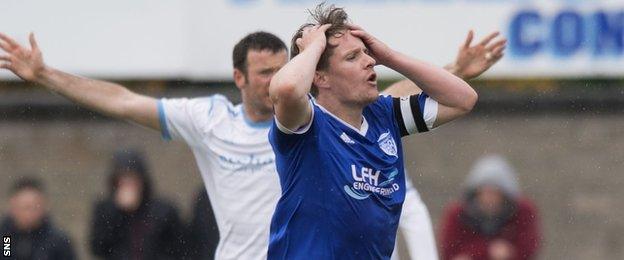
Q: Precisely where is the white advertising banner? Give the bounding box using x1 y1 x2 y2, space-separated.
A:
1 0 622 80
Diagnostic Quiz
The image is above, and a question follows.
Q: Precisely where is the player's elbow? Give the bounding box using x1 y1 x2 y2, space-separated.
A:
465 88 478 111
457 86 478 113
269 78 300 104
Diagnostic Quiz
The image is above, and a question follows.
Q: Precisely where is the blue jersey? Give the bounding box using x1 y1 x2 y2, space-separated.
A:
268 94 435 259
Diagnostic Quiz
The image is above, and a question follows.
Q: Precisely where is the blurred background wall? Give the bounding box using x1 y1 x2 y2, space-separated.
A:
1 0 623 259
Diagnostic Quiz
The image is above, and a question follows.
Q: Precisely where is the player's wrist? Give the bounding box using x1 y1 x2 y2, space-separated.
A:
308 39 327 53
32 64 53 84
377 48 400 67
444 63 464 79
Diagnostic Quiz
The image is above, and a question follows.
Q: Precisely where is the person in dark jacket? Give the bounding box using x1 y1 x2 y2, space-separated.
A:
90 149 185 260
0 177 76 260
439 155 541 260
186 187 219 260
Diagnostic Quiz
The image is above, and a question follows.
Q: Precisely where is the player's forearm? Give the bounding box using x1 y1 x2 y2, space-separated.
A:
443 63 462 79
269 43 323 129
270 43 324 101
35 67 128 115
385 51 477 111
34 66 159 129
382 63 464 97
381 79 420 97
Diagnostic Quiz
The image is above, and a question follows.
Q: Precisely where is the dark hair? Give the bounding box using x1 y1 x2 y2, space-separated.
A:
232 31 288 75
9 177 45 196
290 3 349 71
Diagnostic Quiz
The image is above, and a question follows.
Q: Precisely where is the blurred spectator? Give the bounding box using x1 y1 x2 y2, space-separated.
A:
186 187 219 259
90 149 185 259
0 177 76 260
439 155 541 260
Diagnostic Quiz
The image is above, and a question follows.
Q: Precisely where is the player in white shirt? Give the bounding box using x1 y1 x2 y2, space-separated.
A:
0 29 504 259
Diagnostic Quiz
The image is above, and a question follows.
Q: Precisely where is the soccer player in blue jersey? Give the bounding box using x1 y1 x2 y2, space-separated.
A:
268 4 480 259
0 16 503 259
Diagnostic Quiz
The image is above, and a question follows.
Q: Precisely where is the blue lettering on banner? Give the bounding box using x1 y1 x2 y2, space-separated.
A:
510 10 543 57
552 10 584 56
509 9 624 58
593 11 624 56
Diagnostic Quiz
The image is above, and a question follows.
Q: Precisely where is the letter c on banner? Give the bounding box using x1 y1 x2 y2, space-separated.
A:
510 10 543 57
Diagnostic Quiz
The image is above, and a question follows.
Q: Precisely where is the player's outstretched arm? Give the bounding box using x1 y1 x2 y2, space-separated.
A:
269 24 330 130
383 30 506 97
0 32 159 130
349 24 477 127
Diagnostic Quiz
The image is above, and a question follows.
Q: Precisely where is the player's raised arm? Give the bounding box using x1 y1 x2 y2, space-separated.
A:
383 30 506 97
269 24 331 131
350 25 478 128
0 32 159 130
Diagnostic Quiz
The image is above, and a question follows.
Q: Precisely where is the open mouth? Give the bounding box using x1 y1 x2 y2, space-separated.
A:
367 72 377 84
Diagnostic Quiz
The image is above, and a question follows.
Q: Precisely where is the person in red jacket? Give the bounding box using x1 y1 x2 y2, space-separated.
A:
439 155 541 260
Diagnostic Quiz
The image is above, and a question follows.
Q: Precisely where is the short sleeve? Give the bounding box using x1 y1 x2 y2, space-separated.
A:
158 95 229 144
273 99 315 135
269 101 318 155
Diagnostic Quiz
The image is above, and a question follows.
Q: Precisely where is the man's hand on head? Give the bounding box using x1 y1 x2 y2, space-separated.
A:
296 24 332 53
348 24 393 66
446 30 507 80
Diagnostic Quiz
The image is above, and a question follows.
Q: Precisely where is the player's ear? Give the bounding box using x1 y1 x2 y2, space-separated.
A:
313 71 329 90
233 68 246 90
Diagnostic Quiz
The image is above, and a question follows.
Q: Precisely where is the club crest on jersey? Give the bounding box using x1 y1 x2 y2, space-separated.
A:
377 131 397 157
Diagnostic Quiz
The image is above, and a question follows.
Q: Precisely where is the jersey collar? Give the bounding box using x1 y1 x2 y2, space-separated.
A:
315 102 369 136
241 105 273 128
